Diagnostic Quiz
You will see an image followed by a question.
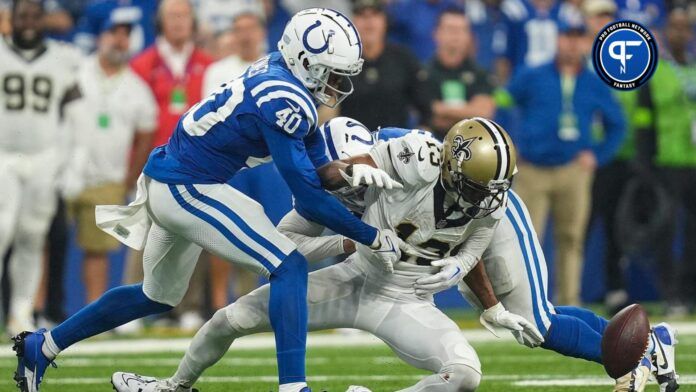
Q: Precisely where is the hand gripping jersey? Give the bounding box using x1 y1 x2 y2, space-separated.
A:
360 132 504 272
0 38 82 154
144 52 322 184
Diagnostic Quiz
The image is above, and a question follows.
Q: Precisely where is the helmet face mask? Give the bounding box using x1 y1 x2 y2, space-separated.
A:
446 171 511 219
309 61 362 107
440 117 517 219
278 8 363 107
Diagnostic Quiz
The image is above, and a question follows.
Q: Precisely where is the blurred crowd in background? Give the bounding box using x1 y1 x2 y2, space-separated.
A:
0 0 694 335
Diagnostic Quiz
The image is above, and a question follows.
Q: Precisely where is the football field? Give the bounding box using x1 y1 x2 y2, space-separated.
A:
2 324 694 392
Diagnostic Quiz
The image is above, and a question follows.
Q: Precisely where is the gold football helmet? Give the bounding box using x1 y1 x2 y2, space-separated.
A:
441 117 517 218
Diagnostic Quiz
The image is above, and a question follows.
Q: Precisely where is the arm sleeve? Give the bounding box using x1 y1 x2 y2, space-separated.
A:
456 215 499 264
277 209 346 262
261 121 378 246
592 85 627 166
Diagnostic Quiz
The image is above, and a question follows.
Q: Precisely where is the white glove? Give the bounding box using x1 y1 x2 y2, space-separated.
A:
480 302 545 347
340 164 403 189
413 254 478 296
369 229 402 273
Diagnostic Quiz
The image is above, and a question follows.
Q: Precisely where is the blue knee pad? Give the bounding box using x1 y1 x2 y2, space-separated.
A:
269 250 308 384
542 311 603 364
51 284 172 350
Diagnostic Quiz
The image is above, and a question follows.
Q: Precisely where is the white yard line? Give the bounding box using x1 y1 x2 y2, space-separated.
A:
514 375 696 387
1 321 694 358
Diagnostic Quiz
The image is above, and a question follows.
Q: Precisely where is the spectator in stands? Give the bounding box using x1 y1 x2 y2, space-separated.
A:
128 0 212 330
202 10 268 309
131 0 212 149
195 0 265 59
387 0 459 61
502 0 564 80
74 0 158 54
203 11 266 95
464 0 521 78
503 20 626 305
583 0 617 37
427 7 496 138
65 15 156 303
615 0 667 28
637 8 696 314
340 0 431 131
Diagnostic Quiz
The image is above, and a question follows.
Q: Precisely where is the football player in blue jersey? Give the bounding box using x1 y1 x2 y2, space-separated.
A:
12 9 405 392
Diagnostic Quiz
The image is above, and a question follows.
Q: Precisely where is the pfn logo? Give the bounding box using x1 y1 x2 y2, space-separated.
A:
592 21 657 90
608 40 643 74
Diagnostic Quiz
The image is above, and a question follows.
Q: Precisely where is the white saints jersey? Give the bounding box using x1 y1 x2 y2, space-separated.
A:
359 133 505 273
0 37 82 154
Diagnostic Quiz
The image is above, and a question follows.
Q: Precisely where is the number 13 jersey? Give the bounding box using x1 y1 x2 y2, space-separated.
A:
0 37 82 154
360 132 504 273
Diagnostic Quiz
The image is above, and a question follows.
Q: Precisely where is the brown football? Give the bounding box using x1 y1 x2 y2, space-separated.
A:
601 303 651 379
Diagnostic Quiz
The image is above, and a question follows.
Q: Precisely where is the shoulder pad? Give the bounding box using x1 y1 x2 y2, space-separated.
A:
248 73 318 138
387 133 441 186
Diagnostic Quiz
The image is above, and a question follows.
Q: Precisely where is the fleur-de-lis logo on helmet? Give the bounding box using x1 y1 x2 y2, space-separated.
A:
451 135 476 163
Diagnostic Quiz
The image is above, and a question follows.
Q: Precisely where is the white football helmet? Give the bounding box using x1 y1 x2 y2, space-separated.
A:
320 117 374 215
320 116 374 160
278 8 363 107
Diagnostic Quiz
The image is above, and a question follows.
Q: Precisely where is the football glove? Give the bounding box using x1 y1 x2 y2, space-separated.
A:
369 229 403 273
480 302 545 347
413 254 478 296
340 164 403 189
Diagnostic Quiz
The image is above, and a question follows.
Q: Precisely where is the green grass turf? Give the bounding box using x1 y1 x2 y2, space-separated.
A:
3 334 694 392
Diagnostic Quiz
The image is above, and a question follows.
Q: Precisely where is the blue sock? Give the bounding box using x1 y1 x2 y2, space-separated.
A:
541 312 603 363
556 306 609 336
51 284 172 350
268 250 308 385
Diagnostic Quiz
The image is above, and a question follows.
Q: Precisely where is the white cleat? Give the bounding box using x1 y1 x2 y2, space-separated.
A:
346 386 372 392
614 356 654 392
652 322 680 392
111 373 197 392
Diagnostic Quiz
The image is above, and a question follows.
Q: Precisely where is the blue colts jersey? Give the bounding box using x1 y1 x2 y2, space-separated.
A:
144 52 323 184
144 52 377 246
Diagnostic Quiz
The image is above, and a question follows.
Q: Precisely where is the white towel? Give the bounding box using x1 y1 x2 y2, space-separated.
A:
95 175 152 250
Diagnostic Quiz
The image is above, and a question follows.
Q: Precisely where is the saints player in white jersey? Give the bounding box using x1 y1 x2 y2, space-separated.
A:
112 117 543 392
0 0 82 335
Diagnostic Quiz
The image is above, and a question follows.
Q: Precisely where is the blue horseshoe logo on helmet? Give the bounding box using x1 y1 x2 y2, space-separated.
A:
303 20 334 54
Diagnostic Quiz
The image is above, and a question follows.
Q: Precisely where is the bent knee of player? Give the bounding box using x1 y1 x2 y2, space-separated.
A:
442 363 481 392
141 280 187 307
225 298 269 335
269 249 307 279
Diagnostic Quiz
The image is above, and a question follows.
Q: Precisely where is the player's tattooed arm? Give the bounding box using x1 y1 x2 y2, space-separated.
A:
316 154 379 190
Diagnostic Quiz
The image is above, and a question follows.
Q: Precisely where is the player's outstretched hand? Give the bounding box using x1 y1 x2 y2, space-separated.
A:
414 255 477 296
480 302 545 347
369 229 403 273
340 164 403 189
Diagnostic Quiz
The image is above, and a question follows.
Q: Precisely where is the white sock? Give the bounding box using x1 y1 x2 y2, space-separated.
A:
41 331 61 361
279 382 307 392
